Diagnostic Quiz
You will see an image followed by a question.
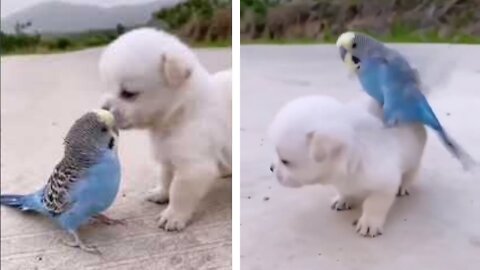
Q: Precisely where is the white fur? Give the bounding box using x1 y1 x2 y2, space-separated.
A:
269 95 426 237
99 28 231 231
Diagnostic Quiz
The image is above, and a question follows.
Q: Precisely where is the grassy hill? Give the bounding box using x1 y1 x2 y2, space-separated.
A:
1 0 232 55
240 0 480 43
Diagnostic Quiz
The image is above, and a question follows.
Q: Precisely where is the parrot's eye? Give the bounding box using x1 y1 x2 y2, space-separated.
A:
101 127 108 133
281 159 290 166
352 42 357 49
119 88 139 100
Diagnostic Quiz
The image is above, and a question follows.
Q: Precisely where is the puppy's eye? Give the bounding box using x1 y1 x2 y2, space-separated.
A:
101 127 108 133
119 88 139 100
281 159 290 166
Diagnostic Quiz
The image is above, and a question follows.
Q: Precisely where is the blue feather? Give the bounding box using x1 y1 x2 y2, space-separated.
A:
1 110 122 253
356 49 477 170
1 148 121 231
56 150 121 231
1 191 47 213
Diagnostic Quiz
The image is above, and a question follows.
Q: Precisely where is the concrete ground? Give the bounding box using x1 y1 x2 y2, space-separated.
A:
240 45 480 270
1 48 232 269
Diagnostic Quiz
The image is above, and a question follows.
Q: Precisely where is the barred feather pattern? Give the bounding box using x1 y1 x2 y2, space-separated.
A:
40 112 106 215
41 160 83 215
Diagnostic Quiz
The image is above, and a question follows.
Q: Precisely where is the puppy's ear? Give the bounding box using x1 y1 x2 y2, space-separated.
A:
307 131 345 162
161 53 192 88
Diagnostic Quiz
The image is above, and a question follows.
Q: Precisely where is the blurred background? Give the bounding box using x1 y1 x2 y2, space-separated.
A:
240 0 480 43
0 0 232 55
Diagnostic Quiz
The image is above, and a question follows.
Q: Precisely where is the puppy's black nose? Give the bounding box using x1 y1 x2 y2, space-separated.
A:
270 164 275 172
101 103 111 111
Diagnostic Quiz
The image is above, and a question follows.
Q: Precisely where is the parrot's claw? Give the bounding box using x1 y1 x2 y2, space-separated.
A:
62 232 102 255
385 119 398 128
90 214 126 226
63 240 101 255
396 186 410 197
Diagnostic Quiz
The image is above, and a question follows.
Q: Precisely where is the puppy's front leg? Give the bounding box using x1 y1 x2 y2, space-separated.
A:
355 191 395 237
158 162 218 231
147 163 174 204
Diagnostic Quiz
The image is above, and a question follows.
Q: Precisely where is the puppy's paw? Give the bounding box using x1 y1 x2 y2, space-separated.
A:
353 215 384 237
157 206 190 231
331 196 353 211
146 187 169 204
396 185 410 197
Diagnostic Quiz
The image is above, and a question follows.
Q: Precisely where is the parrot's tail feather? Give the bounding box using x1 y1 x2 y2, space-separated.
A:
1 194 27 209
437 130 478 171
0 194 38 212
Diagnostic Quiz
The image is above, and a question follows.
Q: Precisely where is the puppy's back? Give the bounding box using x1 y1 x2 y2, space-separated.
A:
212 69 232 105
269 96 344 141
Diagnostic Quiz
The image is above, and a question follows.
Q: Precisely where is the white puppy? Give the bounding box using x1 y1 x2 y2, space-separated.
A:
269 96 426 237
99 28 232 231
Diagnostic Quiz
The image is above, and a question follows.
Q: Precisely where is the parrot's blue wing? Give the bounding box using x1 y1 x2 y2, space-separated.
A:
378 58 477 170
397 45 458 96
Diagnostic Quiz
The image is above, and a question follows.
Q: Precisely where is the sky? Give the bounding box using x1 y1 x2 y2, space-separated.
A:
1 0 164 18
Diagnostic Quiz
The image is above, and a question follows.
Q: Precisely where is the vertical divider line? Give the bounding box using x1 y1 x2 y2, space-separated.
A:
231 0 240 269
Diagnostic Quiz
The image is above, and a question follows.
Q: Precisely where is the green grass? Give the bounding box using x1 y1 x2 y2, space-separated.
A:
241 23 480 44
4 30 479 56
1 45 91 56
241 32 480 45
1 39 232 57
190 39 232 48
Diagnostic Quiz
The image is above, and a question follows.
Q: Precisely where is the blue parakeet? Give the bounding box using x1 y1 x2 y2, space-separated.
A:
336 32 476 170
1 109 122 254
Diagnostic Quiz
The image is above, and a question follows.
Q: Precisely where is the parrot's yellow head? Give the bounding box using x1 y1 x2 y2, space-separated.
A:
64 109 120 157
93 109 115 129
92 109 119 140
336 32 360 74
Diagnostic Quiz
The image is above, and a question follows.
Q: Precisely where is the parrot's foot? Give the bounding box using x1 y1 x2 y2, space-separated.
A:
331 195 354 211
157 206 189 231
90 214 126 226
384 118 399 128
62 232 101 255
146 186 169 204
396 186 410 197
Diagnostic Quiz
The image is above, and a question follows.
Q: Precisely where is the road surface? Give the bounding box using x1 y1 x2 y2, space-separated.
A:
240 44 480 270
1 48 232 270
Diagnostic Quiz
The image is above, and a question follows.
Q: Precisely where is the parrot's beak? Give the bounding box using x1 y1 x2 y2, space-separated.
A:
339 46 347 62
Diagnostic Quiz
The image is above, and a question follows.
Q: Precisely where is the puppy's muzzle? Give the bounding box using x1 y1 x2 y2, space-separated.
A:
100 101 132 130
101 103 112 111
